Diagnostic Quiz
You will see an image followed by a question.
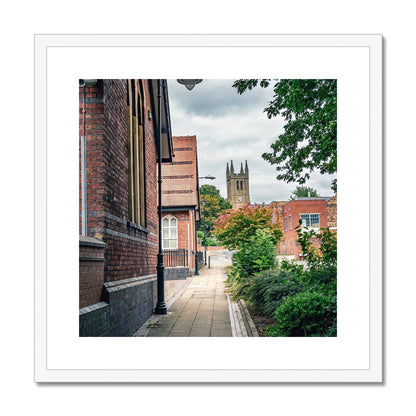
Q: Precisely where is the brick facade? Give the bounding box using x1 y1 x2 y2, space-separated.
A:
79 79 173 336
161 136 200 272
269 198 330 259
79 236 106 308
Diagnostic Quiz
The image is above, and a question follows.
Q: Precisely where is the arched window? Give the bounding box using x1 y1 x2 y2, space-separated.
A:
162 215 178 249
240 180 243 190
127 80 146 226
236 181 239 190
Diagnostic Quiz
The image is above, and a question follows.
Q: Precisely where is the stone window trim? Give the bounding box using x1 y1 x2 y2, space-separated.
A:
162 215 178 249
127 221 150 234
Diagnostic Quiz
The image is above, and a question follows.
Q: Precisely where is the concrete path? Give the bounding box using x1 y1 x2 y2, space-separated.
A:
145 257 232 337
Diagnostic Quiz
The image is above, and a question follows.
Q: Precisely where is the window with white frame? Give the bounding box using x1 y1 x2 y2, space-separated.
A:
300 213 320 230
289 215 292 230
284 217 288 231
162 215 178 249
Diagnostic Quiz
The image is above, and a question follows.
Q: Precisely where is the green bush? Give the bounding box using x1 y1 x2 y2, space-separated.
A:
232 228 276 278
302 265 337 293
267 289 337 337
246 269 303 317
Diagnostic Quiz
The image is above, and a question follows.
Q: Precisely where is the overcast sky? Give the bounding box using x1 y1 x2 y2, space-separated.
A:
167 79 336 203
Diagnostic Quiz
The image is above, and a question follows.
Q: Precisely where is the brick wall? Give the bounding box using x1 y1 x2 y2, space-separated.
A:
79 236 106 308
162 209 196 269
79 81 105 236
79 79 163 336
282 199 328 258
80 80 159 283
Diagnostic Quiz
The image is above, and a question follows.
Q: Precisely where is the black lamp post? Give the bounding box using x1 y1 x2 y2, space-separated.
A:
177 80 204 277
155 79 203 313
202 197 207 265
155 79 167 315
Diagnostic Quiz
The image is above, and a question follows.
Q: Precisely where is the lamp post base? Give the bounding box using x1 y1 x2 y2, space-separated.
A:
155 257 167 315
155 304 167 315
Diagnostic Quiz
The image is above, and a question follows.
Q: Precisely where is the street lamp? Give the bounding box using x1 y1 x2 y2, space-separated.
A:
177 79 203 91
155 79 168 315
202 197 207 266
176 79 204 277
156 79 204 313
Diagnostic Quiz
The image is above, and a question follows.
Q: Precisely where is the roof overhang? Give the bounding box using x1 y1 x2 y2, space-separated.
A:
150 79 173 163
161 205 197 212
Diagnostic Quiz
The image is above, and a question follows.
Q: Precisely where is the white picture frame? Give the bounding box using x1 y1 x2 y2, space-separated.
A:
34 34 382 383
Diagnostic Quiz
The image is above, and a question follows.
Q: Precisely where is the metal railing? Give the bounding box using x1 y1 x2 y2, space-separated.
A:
163 248 189 267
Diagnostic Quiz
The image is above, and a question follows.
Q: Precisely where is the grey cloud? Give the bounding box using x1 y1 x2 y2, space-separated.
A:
167 79 336 204
168 79 273 118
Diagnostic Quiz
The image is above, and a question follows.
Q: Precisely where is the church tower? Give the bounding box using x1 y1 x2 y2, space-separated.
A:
226 160 250 208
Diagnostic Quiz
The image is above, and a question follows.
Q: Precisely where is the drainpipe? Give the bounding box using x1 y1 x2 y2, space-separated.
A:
80 84 87 236
79 79 97 236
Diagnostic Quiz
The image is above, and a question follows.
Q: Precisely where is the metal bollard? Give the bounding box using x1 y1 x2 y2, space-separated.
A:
208 256 211 269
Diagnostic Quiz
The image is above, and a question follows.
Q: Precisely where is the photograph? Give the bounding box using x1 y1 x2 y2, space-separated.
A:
79 78 338 338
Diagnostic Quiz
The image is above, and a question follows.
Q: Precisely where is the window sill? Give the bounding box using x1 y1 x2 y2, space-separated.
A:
127 221 150 234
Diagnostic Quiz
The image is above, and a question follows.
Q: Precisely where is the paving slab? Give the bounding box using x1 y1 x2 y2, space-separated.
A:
133 251 259 338
146 259 233 337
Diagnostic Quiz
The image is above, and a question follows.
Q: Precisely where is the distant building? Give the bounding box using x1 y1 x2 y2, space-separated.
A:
161 135 200 278
226 160 250 208
268 196 337 260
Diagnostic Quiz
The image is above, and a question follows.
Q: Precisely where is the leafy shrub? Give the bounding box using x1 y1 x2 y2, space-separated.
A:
267 289 337 337
246 269 303 317
214 205 282 250
232 229 276 278
302 265 337 293
295 221 337 267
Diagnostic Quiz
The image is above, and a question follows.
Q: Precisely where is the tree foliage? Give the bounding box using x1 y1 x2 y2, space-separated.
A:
233 79 337 192
198 185 232 238
295 220 337 267
289 185 320 200
233 229 277 278
213 205 282 251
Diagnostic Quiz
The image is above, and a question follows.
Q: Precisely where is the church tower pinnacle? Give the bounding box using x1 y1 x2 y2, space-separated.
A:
226 160 250 208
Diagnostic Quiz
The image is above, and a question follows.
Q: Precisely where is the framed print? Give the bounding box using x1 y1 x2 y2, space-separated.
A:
34 34 382 382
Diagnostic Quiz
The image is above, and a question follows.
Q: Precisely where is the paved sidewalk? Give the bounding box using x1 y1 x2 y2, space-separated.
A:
145 261 232 337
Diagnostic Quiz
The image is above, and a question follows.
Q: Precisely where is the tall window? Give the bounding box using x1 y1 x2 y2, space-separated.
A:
300 213 320 230
127 80 145 225
236 181 239 190
162 215 178 249
240 180 243 190
289 215 292 230
284 217 288 231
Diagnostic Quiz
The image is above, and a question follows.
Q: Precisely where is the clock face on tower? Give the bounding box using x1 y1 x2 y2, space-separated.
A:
238 197 243 202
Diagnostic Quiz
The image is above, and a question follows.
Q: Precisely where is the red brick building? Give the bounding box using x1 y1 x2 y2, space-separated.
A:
269 197 336 259
79 79 174 336
161 136 200 277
